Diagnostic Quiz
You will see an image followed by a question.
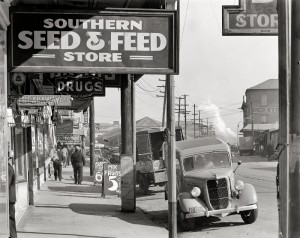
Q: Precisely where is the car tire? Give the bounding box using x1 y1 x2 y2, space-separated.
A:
177 203 196 231
240 208 258 224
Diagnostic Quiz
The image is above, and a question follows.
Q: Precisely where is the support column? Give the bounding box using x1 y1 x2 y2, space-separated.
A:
278 0 291 237
120 74 135 212
35 119 40 190
289 0 300 236
166 74 176 237
27 126 34 205
89 99 95 176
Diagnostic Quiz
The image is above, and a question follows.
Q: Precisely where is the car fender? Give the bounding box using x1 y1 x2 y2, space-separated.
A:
177 192 207 213
238 183 258 206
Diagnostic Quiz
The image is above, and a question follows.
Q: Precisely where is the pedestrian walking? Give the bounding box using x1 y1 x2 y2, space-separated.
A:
62 145 68 168
8 151 17 238
71 145 85 185
53 147 63 181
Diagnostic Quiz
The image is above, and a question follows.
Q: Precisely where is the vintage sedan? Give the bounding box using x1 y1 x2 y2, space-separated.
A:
174 137 258 231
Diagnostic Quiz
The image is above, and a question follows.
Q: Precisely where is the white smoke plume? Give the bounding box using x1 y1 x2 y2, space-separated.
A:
202 101 236 144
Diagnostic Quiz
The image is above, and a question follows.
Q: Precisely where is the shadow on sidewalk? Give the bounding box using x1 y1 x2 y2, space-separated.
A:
18 230 115 238
47 185 101 194
69 203 160 227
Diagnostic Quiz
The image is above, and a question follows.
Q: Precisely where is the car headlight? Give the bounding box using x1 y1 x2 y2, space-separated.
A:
191 187 201 197
235 180 245 191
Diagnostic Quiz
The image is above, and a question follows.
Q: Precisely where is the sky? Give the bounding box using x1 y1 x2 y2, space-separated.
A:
93 0 278 144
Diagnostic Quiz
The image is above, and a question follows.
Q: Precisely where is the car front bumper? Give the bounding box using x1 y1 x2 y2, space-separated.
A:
185 204 258 219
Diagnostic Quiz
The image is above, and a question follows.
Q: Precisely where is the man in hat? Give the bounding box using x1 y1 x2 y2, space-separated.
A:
8 150 17 238
71 145 85 185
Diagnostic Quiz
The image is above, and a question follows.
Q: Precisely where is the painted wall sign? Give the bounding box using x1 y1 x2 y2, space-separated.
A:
253 107 279 113
103 164 121 196
15 95 72 107
56 75 105 96
10 9 178 74
222 0 278 35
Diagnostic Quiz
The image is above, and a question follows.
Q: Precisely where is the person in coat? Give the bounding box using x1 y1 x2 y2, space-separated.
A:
8 151 17 238
71 145 85 185
53 147 63 181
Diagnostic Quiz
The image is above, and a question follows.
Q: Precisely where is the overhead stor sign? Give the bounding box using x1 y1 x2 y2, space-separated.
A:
56 75 105 96
222 0 278 35
10 9 178 74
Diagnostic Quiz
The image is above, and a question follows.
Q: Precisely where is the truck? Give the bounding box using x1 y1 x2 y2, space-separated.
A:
136 127 184 195
239 136 254 156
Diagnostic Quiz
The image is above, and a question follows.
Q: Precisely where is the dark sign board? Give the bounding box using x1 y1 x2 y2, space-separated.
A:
103 164 121 196
56 75 105 96
56 120 73 133
222 0 278 36
10 9 178 74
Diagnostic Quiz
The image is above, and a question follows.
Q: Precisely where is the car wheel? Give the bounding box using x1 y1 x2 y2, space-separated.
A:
240 208 258 224
139 174 149 195
177 203 196 231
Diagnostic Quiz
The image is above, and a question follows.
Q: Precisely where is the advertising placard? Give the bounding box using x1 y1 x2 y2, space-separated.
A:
222 0 278 35
94 161 105 185
10 9 178 74
103 164 121 196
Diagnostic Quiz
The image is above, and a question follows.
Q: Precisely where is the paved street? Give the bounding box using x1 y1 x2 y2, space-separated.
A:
137 155 278 237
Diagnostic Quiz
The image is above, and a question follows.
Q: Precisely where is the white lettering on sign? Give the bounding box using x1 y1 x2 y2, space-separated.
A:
18 31 81 50
43 18 143 31
64 52 122 62
236 13 278 28
57 81 103 92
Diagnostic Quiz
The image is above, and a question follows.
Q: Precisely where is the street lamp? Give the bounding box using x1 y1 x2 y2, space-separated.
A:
237 121 243 147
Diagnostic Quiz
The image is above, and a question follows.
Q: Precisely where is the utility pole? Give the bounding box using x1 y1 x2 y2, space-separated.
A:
157 78 166 127
192 104 198 138
206 118 209 136
175 96 184 127
183 94 189 139
278 0 290 237
198 110 201 137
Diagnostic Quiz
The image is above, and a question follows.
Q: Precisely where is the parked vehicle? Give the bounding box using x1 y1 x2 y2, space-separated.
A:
136 127 184 195
172 137 258 231
239 136 254 155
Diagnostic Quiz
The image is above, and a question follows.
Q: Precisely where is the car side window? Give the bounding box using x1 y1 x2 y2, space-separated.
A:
183 157 194 171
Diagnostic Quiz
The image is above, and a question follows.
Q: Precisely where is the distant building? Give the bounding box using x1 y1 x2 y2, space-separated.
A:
240 79 279 140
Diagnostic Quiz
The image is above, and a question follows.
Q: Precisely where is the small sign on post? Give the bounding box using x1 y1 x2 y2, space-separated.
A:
222 0 278 36
102 164 121 197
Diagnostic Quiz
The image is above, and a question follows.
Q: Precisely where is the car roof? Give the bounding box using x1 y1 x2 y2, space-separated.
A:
176 137 230 157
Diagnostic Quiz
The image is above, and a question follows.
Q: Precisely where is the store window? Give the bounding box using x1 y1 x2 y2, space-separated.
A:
14 128 27 181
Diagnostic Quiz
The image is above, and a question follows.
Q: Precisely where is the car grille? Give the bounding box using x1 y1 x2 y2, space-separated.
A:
207 178 229 210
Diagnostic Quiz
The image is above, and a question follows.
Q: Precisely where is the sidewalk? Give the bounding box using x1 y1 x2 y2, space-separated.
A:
17 166 168 238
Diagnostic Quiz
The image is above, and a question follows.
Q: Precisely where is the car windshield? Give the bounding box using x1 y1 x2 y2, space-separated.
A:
183 152 230 172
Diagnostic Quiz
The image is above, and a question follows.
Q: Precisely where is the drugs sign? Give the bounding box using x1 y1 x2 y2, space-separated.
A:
10 9 178 74
222 0 278 35
56 75 105 96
